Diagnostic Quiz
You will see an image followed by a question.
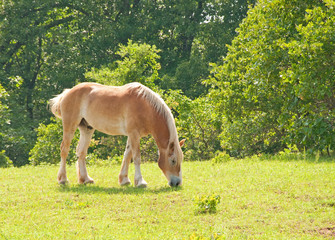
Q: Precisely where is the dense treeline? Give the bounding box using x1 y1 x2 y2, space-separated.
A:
0 0 253 166
0 0 334 167
209 0 335 157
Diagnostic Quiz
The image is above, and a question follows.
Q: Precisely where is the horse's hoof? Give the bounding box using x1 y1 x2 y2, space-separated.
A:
58 180 69 185
136 183 147 188
135 179 147 188
84 179 94 184
120 179 131 186
78 176 94 184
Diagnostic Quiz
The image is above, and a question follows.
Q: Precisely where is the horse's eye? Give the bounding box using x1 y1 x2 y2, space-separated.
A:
171 159 176 165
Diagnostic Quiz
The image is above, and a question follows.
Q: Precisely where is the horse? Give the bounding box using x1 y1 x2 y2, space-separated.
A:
49 82 185 187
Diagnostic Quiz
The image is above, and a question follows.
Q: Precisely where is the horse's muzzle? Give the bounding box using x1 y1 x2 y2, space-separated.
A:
169 176 182 187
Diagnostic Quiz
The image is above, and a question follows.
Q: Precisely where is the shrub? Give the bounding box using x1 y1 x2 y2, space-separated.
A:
89 133 127 160
164 90 222 161
0 150 12 168
211 151 233 164
29 119 79 165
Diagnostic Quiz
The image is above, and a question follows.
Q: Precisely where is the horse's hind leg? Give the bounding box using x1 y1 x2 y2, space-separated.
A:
119 138 132 186
76 124 95 184
58 127 76 184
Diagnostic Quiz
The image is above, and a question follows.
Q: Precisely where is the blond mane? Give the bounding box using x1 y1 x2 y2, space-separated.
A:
126 82 178 143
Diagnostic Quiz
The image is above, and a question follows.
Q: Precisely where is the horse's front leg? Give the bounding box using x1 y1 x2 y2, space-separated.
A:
129 135 147 188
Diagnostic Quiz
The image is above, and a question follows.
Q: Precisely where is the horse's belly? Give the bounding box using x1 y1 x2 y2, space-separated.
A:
86 117 127 136
98 125 126 135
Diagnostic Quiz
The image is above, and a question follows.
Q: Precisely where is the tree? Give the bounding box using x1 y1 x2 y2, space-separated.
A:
157 0 255 98
208 0 335 157
0 84 12 166
1 0 255 164
86 40 161 89
281 2 335 153
1 0 124 164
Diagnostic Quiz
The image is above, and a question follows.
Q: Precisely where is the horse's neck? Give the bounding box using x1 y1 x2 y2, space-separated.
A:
151 111 171 150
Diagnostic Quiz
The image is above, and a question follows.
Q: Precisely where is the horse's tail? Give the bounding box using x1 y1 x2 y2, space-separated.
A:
49 89 71 119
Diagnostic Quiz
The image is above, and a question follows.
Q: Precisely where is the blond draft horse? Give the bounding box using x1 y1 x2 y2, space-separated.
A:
49 82 185 187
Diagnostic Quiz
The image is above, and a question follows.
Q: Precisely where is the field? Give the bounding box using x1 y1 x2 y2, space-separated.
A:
0 157 335 239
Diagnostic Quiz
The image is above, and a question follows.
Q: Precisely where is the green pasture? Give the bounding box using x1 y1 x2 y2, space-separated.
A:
0 158 334 239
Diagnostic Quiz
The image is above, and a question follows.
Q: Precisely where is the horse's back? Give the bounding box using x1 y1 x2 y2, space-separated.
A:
61 82 154 136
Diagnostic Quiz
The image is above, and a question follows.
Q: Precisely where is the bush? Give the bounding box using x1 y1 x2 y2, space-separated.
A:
90 133 127 160
86 155 123 167
164 90 222 161
0 150 12 168
29 119 79 165
211 151 234 164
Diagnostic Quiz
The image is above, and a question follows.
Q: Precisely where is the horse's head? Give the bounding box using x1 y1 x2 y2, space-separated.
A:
158 139 185 187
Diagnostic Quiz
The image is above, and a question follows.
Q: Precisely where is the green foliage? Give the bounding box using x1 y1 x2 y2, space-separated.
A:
1 0 253 165
2 131 33 167
3 0 333 163
140 136 159 162
89 134 127 161
0 84 9 127
157 0 255 98
279 2 335 152
0 150 12 168
174 48 209 98
86 40 161 89
0 83 30 166
211 151 234 164
194 194 221 214
0 84 10 154
165 90 222 161
29 119 79 165
209 0 335 157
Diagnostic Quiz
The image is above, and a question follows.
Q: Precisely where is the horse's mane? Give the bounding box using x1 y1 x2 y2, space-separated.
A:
126 82 178 143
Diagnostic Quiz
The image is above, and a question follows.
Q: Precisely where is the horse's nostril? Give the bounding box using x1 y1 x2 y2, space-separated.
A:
169 176 181 187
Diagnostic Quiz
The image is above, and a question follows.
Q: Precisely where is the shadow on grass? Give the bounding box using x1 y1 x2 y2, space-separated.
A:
58 184 181 195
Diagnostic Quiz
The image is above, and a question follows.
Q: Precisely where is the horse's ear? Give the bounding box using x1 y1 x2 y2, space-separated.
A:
179 139 186 147
169 142 174 156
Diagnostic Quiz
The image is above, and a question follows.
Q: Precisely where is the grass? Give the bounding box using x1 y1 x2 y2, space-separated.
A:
0 157 335 239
